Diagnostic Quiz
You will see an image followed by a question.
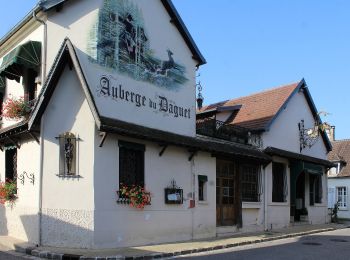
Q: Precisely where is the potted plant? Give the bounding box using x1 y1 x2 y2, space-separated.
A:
117 184 151 209
0 180 17 205
1 96 32 120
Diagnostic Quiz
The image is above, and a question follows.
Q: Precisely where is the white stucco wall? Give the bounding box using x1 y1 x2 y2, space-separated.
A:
328 178 350 219
45 0 198 137
0 140 40 243
262 90 328 159
41 65 95 248
93 134 216 248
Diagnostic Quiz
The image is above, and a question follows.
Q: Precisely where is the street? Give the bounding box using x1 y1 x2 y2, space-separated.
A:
177 229 350 260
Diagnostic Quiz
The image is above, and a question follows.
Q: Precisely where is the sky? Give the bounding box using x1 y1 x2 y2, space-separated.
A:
0 0 349 139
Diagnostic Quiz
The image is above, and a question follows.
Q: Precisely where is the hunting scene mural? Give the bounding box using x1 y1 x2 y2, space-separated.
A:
88 0 188 90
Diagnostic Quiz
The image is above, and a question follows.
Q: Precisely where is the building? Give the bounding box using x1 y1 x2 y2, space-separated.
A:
0 0 333 250
0 0 271 249
198 80 333 230
328 136 350 219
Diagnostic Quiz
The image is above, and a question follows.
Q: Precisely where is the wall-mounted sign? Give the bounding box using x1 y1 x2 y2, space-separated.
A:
96 75 191 120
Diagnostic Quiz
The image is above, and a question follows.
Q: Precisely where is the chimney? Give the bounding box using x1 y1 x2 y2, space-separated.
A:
326 125 335 141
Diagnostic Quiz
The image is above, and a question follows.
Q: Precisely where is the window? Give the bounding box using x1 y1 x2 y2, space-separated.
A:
198 175 208 201
242 165 261 202
309 174 322 205
58 132 77 176
5 147 17 182
336 187 347 209
119 140 145 187
272 162 287 202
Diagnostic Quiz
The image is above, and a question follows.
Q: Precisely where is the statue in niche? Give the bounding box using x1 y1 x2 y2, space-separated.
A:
64 137 74 174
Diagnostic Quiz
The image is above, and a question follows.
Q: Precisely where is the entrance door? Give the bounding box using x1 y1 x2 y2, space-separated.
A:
295 171 305 221
216 160 236 226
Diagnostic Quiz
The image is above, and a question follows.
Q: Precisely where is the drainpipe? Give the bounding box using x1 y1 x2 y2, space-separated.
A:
33 11 47 246
190 157 196 240
33 11 47 84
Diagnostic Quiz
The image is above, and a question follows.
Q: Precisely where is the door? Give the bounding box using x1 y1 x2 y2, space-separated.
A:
216 160 236 226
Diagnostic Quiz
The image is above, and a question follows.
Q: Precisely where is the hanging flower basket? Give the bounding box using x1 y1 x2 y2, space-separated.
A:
0 180 17 205
1 96 32 120
116 184 151 209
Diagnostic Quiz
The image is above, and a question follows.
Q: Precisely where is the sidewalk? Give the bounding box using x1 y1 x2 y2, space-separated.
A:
0 222 349 260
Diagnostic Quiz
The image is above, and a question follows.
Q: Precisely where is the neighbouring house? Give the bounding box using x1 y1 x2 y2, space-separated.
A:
0 0 274 249
327 131 350 219
198 80 333 231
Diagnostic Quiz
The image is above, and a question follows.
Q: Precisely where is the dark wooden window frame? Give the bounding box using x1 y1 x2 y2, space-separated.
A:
118 140 145 188
272 162 287 202
242 164 261 202
309 174 322 205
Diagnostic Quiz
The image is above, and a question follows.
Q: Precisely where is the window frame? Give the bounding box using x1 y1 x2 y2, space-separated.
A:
198 175 208 202
241 164 261 202
336 186 347 209
272 162 288 203
118 140 145 189
309 174 322 205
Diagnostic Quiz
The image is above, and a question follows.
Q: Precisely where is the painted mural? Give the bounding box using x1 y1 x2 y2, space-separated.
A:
88 0 188 90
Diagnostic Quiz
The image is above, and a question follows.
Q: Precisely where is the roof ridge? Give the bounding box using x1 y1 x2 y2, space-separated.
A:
332 139 350 142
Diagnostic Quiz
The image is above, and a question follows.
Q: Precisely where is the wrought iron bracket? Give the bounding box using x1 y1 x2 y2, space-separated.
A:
298 119 319 152
159 144 168 157
188 149 197 161
99 132 108 147
18 171 35 185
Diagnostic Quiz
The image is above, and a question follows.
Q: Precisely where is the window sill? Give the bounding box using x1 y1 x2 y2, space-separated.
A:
310 203 325 207
56 174 82 179
269 202 289 206
242 202 262 209
198 200 208 205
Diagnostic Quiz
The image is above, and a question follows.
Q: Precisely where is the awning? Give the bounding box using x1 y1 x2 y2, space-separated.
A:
0 41 41 82
303 162 323 175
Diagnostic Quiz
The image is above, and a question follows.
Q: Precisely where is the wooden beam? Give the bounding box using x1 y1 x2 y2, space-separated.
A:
99 132 108 147
159 144 168 157
29 132 40 144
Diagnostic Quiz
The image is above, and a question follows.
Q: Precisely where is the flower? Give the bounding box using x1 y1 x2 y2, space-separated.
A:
118 183 151 209
0 180 17 205
1 96 32 120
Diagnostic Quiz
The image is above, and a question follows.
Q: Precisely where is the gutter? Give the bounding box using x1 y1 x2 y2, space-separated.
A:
32 12 47 84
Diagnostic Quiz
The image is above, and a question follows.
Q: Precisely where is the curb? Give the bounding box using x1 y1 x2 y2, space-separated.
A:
12 227 346 260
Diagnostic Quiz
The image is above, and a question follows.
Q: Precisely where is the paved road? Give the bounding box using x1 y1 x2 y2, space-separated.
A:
177 229 350 260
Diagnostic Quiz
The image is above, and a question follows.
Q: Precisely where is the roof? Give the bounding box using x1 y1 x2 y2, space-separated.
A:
28 37 270 163
199 80 332 151
199 82 300 130
328 139 350 177
0 0 206 66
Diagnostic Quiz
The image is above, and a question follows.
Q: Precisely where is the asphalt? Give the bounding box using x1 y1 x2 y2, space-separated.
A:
0 222 349 260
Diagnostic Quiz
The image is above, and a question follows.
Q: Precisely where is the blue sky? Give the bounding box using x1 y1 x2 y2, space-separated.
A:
1 0 349 139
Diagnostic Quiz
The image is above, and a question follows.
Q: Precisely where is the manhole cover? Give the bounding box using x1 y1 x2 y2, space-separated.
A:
330 239 348 243
302 242 322 246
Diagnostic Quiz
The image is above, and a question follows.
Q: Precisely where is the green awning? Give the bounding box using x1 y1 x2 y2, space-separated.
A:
0 41 41 82
303 162 323 175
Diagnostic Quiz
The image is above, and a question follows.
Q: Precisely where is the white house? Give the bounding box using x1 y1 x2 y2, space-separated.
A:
0 0 273 249
198 80 333 231
327 137 350 219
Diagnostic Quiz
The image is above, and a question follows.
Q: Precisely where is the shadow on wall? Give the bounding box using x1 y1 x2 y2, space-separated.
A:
0 205 8 235
20 211 94 249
